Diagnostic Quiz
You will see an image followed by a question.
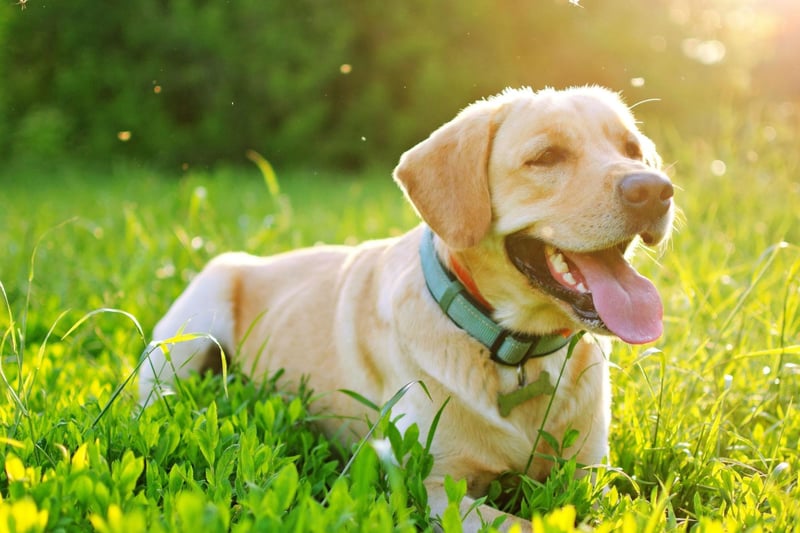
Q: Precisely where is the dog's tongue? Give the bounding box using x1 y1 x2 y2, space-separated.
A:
563 248 663 344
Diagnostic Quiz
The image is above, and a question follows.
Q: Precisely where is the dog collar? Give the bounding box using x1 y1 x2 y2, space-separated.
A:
419 226 572 366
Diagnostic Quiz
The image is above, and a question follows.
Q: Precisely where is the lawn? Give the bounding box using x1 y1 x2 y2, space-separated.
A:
1 103 799 531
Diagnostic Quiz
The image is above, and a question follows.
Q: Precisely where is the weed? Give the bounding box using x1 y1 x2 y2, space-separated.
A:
1 103 799 530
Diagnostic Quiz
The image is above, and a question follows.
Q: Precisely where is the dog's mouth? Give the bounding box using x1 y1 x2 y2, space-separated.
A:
505 234 663 344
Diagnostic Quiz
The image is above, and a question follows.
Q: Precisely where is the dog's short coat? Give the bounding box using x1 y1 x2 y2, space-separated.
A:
140 86 674 531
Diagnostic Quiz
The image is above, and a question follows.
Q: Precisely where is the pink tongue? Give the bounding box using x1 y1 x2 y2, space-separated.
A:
563 248 663 344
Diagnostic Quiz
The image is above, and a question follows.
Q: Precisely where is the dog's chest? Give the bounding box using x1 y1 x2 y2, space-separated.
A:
485 340 610 471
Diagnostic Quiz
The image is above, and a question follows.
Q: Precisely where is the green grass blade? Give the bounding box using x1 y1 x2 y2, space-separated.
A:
334 380 429 492
246 149 281 198
61 308 145 344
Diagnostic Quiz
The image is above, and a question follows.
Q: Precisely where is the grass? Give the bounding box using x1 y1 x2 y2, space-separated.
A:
1 101 799 532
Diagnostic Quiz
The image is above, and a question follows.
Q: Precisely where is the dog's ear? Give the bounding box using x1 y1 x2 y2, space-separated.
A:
393 102 498 249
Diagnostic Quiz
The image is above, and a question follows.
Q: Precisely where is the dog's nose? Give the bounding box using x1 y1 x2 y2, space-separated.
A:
618 172 673 217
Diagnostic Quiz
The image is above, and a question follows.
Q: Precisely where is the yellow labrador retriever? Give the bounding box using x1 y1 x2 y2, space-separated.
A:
139 86 674 530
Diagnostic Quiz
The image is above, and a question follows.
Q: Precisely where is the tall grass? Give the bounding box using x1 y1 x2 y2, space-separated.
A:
1 102 799 531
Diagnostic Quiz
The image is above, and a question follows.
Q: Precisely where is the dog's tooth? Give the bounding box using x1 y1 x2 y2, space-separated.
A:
563 272 577 286
577 282 588 293
552 253 569 274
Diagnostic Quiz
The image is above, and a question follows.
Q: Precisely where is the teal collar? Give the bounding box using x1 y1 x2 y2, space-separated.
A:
419 226 572 366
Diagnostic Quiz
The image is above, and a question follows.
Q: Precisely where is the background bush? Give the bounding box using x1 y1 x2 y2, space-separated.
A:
0 0 794 171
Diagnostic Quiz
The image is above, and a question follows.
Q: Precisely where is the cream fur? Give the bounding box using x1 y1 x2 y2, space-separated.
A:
140 86 673 531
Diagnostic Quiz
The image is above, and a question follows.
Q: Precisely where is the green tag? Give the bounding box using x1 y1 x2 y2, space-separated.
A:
497 370 555 417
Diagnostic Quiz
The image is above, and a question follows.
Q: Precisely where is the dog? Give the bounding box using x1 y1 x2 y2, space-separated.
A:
139 86 674 530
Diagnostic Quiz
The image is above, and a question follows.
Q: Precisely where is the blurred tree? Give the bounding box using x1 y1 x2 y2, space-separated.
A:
0 0 790 172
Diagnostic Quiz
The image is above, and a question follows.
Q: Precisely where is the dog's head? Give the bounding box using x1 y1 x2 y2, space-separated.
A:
394 86 674 344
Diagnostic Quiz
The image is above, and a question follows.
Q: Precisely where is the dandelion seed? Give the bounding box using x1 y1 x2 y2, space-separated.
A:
710 159 726 176
630 77 645 88
156 264 176 279
723 374 733 390
784 363 800 375
682 38 726 65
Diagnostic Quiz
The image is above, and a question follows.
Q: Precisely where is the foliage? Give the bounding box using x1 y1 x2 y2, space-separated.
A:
1 97 800 530
0 369 434 532
0 0 789 170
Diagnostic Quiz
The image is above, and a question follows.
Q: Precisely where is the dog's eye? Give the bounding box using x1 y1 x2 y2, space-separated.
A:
526 147 568 167
625 141 643 160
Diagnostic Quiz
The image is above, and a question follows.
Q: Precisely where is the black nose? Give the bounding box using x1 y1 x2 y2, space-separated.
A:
618 172 674 217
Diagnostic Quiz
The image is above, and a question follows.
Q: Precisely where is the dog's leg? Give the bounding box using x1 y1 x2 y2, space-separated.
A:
139 256 239 406
426 480 532 533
